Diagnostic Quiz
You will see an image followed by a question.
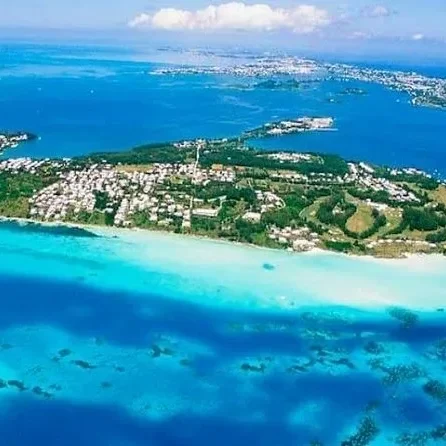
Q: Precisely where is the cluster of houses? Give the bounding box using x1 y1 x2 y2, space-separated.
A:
173 138 230 150
143 163 235 186
27 161 236 226
114 191 192 228
242 190 284 223
347 163 420 203
263 117 334 136
265 152 314 163
327 63 446 110
154 57 320 77
268 226 320 252
270 170 348 186
193 165 236 185
30 165 107 220
0 158 51 174
257 190 283 213
388 167 432 178
173 139 206 150
0 132 33 152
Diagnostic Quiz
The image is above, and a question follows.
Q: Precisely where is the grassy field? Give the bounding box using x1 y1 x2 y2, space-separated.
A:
372 242 434 258
378 208 403 237
300 198 324 222
346 204 374 233
431 185 446 205
115 164 154 173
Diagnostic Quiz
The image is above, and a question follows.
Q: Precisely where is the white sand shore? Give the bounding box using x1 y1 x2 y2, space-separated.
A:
1 216 445 312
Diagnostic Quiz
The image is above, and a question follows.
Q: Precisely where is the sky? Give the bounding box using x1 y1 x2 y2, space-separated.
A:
1 0 446 60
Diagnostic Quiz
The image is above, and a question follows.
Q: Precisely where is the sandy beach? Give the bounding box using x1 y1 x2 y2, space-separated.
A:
1 216 445 312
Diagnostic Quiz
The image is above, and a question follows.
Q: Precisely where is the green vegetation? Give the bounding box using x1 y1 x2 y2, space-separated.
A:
201 147 349 176
426 228 446 243
1 122 446 259
0 171 58 218
85 142 194 165
325 240 353 253
316 192 357 233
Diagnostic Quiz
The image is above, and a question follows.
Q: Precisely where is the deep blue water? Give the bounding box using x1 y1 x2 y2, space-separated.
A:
1 43 446 176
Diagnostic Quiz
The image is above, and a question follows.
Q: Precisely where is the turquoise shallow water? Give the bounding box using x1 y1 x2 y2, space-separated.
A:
0 222 445 445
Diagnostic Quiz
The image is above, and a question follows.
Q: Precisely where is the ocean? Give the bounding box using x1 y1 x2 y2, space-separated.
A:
1 43 446 176
1 42 446 445
0 221 445 445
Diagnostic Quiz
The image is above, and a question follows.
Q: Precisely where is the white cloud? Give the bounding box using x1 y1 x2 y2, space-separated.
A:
411 33 424 41
364 5 395 18
129 2 331 33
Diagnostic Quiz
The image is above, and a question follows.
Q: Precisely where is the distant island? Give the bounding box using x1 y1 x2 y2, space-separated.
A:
0 131 37 154
153 56 446 111
1 117 445 259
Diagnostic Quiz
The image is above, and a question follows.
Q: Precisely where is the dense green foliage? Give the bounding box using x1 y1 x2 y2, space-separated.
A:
0 171 57 218
94 191 110 211
348 187 395 206
85 143 193 165
402 207 445 231
262 207 300 228
426 228 446 243
317 193 357 229
226 187 257 205
325 240 353 252
200 148 349 176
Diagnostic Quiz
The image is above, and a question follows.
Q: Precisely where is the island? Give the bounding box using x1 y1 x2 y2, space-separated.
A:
245 117 334 137
153 55 446 111
0 131 37 154
1 118 446 259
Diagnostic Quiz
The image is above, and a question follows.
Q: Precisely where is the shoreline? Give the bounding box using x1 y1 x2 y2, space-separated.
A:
2 215 446 313
1 215 444 265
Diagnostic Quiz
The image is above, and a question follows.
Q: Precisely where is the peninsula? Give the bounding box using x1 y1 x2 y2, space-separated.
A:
1 117 445 259
0 131 36 154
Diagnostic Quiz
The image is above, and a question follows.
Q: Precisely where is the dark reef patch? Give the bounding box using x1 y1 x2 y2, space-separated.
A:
240 363 266 373
341 416 379 446
150 344 174 358
388 307 419 329
8 380 27 391
71 360 97 370
262 263 275 271
0 220 99 238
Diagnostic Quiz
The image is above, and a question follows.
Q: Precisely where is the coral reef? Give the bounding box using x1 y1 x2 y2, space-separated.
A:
8 380 27 391
330 357 356 369
32 386 53 399
382 363 425 385
387 307 419 329
423 379 446 402
71 359 97 370
363 341 385 355
58 348 72 358
341 416 380 446
151 344 174 358
431 424 446 440
395 432 430 446
240 363 266 373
